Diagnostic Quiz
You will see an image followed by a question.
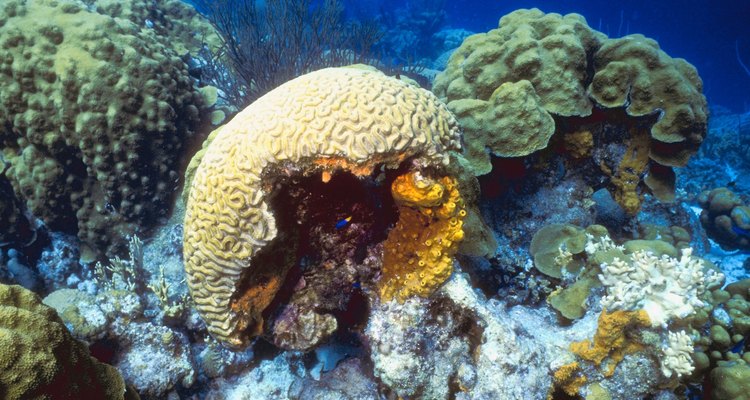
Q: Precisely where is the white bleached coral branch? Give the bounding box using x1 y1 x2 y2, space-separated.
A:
584 233 623 255
599 248 723 326
660 330 695 378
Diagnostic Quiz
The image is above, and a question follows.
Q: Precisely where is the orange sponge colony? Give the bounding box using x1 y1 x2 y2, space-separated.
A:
379 171 467 302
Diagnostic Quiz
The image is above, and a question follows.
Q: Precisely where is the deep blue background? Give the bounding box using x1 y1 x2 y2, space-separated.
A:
190 0 750 112
347 0 750 113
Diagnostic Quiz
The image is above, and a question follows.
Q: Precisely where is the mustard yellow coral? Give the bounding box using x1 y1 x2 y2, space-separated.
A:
571 309 650 376
378 171 466 302
551 362 587 398
183 67 461 348
598 120 652 215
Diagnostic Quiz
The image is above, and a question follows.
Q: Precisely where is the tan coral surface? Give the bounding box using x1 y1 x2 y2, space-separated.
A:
0 284 131 399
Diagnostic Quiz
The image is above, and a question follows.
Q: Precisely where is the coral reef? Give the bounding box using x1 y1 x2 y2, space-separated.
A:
598 247 723 326
448 80 555 170
637 224 692 250
570 309 651 377
0 247 40 290
661 330 696 378
0 0 209 259
289 358 379 399
41 234 198 398
529 223 587 279
0 2 745 398
113 321 195 397
681 278 750 392
0 283 134 399
433 8 707 214
549 229 725 396
0 177 32 247
528 223 722 324
204 352 305 399
36 232 83 291
710 361 750 400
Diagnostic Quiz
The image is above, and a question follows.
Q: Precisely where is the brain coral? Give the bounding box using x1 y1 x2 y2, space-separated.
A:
184 67 461 348
433 8 707 213
0 0 206 258
0 283 133 399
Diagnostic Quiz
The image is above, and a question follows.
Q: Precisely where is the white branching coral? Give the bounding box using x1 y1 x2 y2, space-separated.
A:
584 233 624 255
94 235 145 292
660 330 695 378
599 248 723 327
554 246 574 268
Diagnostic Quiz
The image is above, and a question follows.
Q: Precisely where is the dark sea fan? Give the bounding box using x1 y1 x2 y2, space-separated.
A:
192 0 383 107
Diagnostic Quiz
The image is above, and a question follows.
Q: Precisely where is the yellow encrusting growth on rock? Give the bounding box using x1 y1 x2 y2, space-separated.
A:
599 122 652 215
552 362 587 398
379 172 466 302
571 309 650 376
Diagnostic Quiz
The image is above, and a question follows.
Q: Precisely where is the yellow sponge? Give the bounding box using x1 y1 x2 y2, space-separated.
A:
379 171 466 302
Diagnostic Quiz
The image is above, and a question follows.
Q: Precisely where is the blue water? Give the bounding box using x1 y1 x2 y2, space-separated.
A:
341 0 750 112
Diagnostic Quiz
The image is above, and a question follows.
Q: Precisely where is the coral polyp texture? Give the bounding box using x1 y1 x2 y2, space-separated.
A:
0 284 132 399
80 0 221 55
698 187 750 251
183 67 461 348
378 171 466 302
0 0 205 258
433 8 707 214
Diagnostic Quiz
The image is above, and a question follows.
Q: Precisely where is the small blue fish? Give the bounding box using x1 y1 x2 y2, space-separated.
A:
335 216 352 230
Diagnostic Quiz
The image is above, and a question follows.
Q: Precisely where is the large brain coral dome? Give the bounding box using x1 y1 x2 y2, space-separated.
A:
0 0 206 258
183 67 462 348
433 8 707 214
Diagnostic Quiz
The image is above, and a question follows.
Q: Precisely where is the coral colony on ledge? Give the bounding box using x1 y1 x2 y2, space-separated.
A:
1 0 750 399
